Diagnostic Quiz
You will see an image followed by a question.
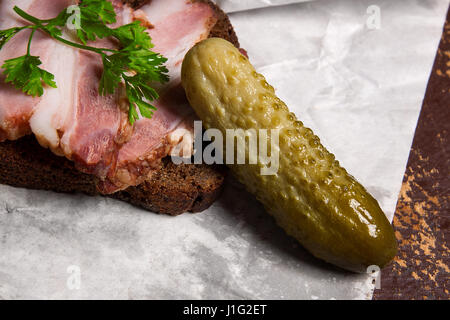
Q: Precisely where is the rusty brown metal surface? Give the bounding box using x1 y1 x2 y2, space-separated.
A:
373 7 450 300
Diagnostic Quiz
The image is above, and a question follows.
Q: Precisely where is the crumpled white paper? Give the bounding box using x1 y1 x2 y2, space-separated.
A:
214 0 311 12
0 0 448 300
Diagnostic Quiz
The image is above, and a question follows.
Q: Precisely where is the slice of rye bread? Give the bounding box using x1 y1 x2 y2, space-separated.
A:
0 0 239 216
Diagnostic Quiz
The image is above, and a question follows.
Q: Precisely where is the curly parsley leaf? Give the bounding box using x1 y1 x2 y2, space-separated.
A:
126 82 158 124
76 0 116 44
2 55 57 97
100 46 169 123
98 21 169 123
112 22 152 48
81 0 116 24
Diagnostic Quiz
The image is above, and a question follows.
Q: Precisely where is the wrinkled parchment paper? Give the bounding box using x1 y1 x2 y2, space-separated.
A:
214 0 311 12
0 0 448 300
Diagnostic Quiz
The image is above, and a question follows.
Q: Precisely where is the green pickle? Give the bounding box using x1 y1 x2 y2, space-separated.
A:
181 38 397 272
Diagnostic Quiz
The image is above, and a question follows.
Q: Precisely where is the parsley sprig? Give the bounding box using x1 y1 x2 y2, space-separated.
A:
0 0 169 124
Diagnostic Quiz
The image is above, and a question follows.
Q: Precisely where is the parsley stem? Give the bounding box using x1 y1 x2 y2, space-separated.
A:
13 6 42 25
13 5 118 55
51 34 118 55
26 29 36 55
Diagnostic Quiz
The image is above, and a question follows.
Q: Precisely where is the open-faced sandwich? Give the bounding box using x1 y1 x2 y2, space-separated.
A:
0 0 240 215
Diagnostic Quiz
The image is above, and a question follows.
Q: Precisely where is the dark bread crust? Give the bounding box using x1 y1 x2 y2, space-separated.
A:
0 136 226 215
0 0 238 215
197 0 239 48
113 158 226 215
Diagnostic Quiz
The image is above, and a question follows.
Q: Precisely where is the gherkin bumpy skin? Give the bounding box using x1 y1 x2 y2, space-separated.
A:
181 38 397 272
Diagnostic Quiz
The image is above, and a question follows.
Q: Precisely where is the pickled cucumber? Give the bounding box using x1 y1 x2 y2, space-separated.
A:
181 38 397 272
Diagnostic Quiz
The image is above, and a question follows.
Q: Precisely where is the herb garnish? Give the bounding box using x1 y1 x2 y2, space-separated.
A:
0 0 169 124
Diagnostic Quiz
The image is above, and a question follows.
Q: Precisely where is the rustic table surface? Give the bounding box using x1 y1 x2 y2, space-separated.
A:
373 7 449 300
